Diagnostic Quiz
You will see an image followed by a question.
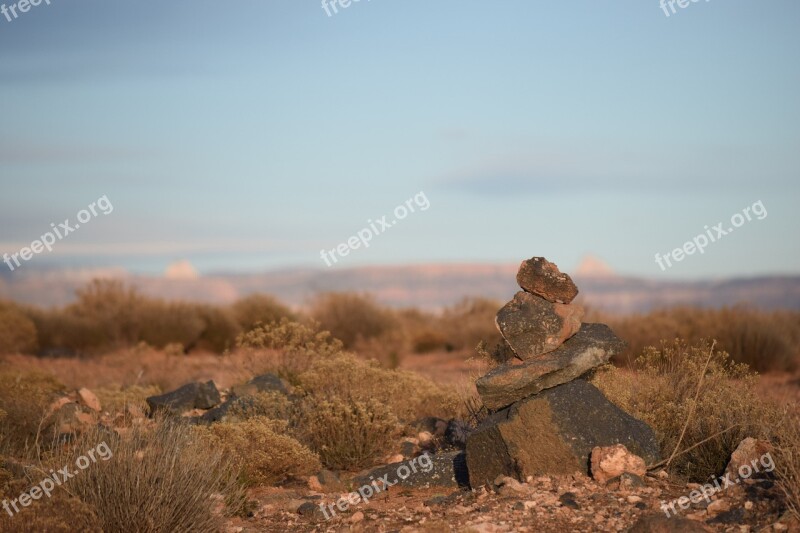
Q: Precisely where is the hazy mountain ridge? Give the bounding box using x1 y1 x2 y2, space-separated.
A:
2 264 799 314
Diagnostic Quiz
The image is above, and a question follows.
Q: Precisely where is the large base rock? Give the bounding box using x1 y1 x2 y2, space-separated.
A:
146 381 221 415
476 323 626 410
495 291 584 359
466 380 660 488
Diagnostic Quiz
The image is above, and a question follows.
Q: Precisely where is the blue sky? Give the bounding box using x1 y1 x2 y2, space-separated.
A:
0 0 798 279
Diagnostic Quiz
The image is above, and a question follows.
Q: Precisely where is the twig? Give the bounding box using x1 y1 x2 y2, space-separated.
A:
665 340 716 470
647 423 740 471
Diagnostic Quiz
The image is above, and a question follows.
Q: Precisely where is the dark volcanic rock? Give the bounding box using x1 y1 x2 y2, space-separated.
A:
465 379 660 488
476 323 626 410
444 419 473 449
516 257 579 304
495 291 583 360
146 380 221 415
353 451 469 489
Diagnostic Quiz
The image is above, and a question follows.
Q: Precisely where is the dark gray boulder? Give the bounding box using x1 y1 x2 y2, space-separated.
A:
146 380 221 415
353 451 469 490
466 379 660 488
495 291 583 360
476 323 626 410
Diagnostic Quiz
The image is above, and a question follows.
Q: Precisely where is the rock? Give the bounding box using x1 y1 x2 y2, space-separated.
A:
492 475 526 496
48 402 95 436
297 501 324 520
477 323 626 410
628 513 712 532
495 291 583 360
349 511 364 523
353 451 469 489
516 257 579 304
707 498 731 516
444 419 473 449
317 469 344 491
608 472 647 490
146 381 221 415
590 444 647 485
77 388 102 412
725 437 773 479
232 373 290 397
465 379 660 488
307 475 323 492
558 492 580 509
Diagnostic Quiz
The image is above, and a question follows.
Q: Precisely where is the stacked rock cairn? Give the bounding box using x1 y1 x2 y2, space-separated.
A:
465 257 661 488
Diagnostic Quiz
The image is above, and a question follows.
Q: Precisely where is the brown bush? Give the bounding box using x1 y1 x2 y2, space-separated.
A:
236 318 344 382
592 339 779 481
195 416 320 486
0 370 64 456
194 305 241 352
603 306 798 372
310 292 397 348
439 298 503 352
0 490 102 533
46 419 245 533
0 302 38 355
292 395 399 470
94 385 161 415
231 294 295 333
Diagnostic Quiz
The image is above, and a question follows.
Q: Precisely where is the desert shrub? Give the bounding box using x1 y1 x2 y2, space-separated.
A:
136 301 205 349
592 339 778 481
237 318 344 381
412 329 450 354
231 294 295 333
194 305 241 352
68 279 145 349
48 419 245 533
195 416 320 486
297 352 460 421
771 411 800 520
228 391 293 421
0 302 38 354
310 292 397 348
0 371 64 456
439 298 503 352
27 308 105 355
292 395 399 470
605 307 798 372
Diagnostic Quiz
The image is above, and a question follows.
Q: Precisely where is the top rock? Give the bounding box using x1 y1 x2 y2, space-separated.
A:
516 257 578 304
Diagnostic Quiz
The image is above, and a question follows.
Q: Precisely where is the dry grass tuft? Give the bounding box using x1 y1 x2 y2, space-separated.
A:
45 419 245 533
0 370 64 457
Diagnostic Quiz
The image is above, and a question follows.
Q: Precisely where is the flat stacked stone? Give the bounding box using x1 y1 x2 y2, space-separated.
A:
465 257 660 487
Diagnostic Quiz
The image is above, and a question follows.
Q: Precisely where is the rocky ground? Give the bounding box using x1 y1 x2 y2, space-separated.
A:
228 470 796 532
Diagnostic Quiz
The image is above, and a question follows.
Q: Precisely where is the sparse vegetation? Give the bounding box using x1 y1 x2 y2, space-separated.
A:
592 339 780 481
194 416 320 486
0 301 38 354
47 420 246 533
0 370 64 456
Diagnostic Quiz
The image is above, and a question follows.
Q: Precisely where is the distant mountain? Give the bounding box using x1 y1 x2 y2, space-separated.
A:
2 262 799 314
